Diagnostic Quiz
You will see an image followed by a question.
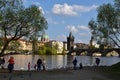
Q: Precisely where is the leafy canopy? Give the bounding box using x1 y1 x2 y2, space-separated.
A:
88 0 120 48
0 0 48 55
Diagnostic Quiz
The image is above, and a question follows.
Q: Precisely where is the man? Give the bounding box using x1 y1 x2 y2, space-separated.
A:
73 57 77 70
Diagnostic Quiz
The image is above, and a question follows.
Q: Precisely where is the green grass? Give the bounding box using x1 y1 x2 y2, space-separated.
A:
110 62 120 72
101 62 120 80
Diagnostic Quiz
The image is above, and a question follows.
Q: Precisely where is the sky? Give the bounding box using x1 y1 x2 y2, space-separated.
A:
23 0 114 44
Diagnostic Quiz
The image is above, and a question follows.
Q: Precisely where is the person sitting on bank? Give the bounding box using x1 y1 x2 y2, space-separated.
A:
79 62 83 69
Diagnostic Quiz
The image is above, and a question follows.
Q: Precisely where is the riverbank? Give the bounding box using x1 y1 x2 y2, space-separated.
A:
0 66 120 80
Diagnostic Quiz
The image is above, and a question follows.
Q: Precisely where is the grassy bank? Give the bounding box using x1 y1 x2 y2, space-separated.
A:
99 62 120 80
110 62 120 72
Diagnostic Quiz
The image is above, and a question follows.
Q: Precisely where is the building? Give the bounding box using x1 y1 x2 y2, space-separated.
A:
47 40 64 54
76 43 89 49
67 32 74 51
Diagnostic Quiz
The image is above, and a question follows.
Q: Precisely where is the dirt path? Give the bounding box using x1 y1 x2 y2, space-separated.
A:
0 67 117 80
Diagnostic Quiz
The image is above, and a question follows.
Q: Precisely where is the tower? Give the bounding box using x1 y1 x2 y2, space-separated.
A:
67 32 74 51
89 36 93 49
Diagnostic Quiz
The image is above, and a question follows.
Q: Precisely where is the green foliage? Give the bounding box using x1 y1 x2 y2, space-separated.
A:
7 41 21 51
0 0 48 55
0 38 4 49
51 48 57 55
38 44 57 55
0 38 22 53
88 0 120 48
38 46 46 55
45 47 52 55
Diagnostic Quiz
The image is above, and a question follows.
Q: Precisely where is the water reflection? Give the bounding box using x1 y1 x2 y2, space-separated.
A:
2 55 120 70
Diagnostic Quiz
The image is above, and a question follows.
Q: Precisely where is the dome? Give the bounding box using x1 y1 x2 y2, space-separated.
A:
41 32 49 42
42 34 49 39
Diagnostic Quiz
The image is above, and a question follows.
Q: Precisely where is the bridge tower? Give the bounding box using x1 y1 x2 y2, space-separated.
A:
89 36 94 49
67 32 75 51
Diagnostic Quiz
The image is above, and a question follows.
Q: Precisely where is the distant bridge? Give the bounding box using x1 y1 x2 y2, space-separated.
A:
68 48 120 56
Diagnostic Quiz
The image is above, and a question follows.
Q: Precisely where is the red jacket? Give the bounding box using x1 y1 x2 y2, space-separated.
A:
9 58 14 64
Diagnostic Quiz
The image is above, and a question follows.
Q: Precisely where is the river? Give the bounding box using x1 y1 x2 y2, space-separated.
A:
1 54 120 70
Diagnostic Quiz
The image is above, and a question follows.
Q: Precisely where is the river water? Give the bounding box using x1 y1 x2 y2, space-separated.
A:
2 54 120 70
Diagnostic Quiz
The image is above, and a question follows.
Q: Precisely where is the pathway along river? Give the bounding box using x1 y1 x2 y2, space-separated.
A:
1 55 120 70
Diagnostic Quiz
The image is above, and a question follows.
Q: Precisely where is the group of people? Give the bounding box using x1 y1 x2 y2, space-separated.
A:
72 57 83 70
1 56 101 72
72 57 100 70
0 56 15 73
28 58 46 71
1 56 46 73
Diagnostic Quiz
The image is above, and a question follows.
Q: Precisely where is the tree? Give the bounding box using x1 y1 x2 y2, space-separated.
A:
0 0 48 55
88 0 120 48
38 44 57 55
38 46 46 55
7 41 21 52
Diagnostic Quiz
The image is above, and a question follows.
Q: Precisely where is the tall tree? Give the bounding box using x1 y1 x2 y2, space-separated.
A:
88 0 120 48
0 0 48 55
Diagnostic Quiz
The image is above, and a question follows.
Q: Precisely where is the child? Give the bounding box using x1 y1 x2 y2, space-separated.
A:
28 62 31 71
42 59 46 71
79 62 83 69
34 64 37 70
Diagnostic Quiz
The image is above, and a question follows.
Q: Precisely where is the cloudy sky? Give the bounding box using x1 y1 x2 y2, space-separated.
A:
23 0 113 44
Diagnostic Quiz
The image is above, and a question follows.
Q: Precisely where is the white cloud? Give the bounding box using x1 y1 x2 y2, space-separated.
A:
73 5 98 12
52 3 77 16
65 25 78 32
52 3 98 16
77 25 89 31
65 25 89 32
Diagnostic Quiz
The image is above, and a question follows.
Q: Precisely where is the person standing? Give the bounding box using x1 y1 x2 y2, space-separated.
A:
34 64 37 70
96 58 100 66
73 57 77 70
8 56 14 73
37 58 42 71
0 57 2 68
1 57 5 69
28 62 31 71
42 58 46 71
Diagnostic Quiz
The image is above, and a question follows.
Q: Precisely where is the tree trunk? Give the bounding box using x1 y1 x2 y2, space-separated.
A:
0 41 10 56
